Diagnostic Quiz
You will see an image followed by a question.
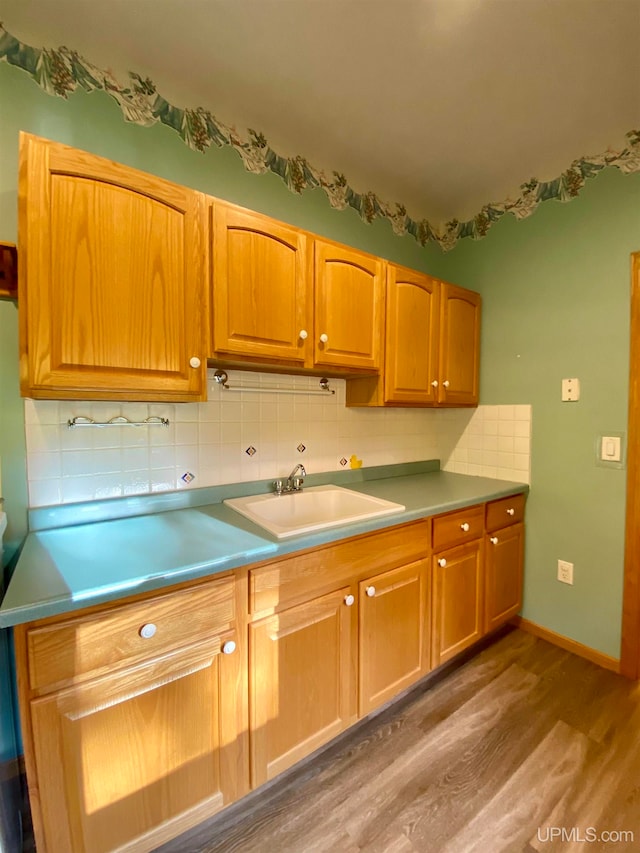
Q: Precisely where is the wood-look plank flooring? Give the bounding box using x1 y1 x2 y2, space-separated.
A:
156 629 640 853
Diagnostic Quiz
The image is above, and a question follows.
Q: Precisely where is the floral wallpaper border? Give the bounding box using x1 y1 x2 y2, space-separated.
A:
1 24 639 252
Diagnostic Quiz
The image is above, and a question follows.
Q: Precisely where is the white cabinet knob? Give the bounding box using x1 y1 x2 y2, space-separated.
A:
299 329 308 340
344 594 355 607
139 623 157 639
365 585 376 597
222 640 236 655
490 536 499 545
438 558 447 568
189 356 201 369
319 333 329 344
506 508 515 516
431 380 439 388
442 380 450 388
460 522 470 532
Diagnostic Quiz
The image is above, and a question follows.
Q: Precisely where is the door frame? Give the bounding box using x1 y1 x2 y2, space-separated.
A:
621 252 640 678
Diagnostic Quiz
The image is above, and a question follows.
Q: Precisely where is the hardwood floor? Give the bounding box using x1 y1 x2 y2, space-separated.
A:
156 629 640 853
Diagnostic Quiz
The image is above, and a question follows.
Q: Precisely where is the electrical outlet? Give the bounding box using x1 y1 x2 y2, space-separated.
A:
557 560 574 585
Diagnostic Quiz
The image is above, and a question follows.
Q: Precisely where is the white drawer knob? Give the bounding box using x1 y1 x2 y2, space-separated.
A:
319 333 329 344
460 522 470 532
490 536 499 545
438 558 447 568
431 380 439 387
442 380 450 388
189 356 201 368
506 507 515 516
222 640 236 655
344 594 355 607
139 623 157 640
365 585 376 597
299 329 308 340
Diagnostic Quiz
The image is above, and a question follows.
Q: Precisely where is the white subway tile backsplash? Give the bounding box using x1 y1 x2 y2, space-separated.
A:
27 424 63 453
175 423 199 446
173 403 200 423
441 404 531 484
28 451 62 480
150 446 175 470
28 479 61 507
514 420 531 438
23 371 533 506
151 469 176 492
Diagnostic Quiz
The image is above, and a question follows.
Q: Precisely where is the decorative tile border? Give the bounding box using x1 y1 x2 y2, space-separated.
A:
2 24 638 251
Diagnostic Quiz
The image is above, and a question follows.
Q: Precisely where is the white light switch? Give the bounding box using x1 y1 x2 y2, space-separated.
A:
562 378 580 401
601 436 621 462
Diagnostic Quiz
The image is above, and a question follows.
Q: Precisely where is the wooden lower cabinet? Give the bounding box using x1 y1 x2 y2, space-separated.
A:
17 576 248 853
485 523 524 632
359 559 429 716
432 540 484 667
16 498 525 851
249 586 357 787
29 640 244 853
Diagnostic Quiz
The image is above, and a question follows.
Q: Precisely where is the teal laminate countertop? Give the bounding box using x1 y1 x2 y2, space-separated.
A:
0 463 528 627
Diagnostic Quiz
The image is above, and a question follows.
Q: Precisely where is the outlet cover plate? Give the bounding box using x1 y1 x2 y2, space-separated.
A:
558 560 574 585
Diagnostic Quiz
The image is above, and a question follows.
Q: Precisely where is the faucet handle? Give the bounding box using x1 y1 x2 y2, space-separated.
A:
273 479 284 495
292 476 304 491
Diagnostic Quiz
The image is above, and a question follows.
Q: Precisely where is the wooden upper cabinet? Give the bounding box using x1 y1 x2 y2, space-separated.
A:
438 282 481 406
211 202 312 364
18 133 207 401
346 271 479 408
314 240 384 371
384 265 439 404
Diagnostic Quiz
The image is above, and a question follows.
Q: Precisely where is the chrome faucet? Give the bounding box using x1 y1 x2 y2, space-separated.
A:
274 464 307 494
287 463 306 490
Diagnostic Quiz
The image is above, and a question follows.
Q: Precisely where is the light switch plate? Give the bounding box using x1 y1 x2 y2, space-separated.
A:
596 432 625 469
601 436 621 462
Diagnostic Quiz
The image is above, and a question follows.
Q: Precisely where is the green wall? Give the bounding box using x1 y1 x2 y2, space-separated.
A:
1 56 638 682
441 168 640 658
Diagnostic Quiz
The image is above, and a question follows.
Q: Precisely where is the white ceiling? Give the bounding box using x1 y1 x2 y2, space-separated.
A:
3 0 640 225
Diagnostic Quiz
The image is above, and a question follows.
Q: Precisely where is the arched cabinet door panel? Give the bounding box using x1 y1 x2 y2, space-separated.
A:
438 282 481 406
211 202 312 364
19 132 207 401
314 239 385 371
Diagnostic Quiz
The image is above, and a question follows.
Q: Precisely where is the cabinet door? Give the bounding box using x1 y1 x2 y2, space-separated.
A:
19 133 207 401
384 266 439 404
28 637 247 853
250 587 357 786
485 523 524 633
432 541 483 666
359 559 429 716
211 203 312 364
438 282 481 406
314 240 384 370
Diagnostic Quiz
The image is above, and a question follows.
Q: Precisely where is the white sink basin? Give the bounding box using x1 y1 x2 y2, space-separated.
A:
224 484 405 539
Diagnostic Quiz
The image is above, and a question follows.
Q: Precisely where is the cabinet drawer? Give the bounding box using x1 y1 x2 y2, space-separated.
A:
27 577 235 692
249 520 431 615
432 505 483 550
486 493 526 532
